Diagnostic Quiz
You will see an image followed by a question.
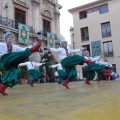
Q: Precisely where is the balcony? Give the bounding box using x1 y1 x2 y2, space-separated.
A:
0 15 33 33
0 15 60 41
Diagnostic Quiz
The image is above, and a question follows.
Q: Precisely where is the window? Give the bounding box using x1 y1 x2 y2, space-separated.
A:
103 41 113 57
101 22 111 37
81 27 89 41
93 7 99 12
43 19 51 37
82 44 90 56
15 8 26 24
87 7 99 14
79 11 87 19
99 4 108 14
87 9 93 14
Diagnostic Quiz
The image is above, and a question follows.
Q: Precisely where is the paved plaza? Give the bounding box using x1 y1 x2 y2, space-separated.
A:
0 81 120 120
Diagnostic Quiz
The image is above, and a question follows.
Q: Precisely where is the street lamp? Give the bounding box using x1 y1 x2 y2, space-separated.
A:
4 3 8 19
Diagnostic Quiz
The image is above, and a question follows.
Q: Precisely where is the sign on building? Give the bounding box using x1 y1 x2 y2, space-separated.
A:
18 23 29 44
91 40 102 57
47 32 55 48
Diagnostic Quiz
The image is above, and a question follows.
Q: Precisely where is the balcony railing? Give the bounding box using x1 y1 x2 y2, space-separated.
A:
0 15 33 33
0 15 60 41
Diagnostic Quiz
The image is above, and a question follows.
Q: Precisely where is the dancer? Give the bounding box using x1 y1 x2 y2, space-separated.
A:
49 63 66 84
83 55 102 84
54 70 59 82
96 60 113 80
0 31 41 95
84 59 113 84
18 56 45 87
46 40 95 89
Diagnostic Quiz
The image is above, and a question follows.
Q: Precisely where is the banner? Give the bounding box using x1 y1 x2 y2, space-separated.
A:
91 40 102 57
47 32 55 48
18 23 29 44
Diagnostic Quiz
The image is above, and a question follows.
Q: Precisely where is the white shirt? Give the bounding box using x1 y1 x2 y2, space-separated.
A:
18 61 43 70
55 71 59 76
51 63 63 70
84 56 101 62
0 42 31 57
95 60 113 67
82 63 88 68
50 47 80 61
77 72 83 79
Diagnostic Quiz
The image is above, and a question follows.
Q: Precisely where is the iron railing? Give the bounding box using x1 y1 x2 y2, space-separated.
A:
0 15 33 33
0 15 61 40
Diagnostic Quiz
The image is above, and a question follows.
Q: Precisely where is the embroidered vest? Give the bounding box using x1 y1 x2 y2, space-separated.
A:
7 44 12 53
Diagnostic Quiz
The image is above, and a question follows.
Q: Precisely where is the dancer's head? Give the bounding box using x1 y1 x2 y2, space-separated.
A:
60 40 68 48
29 56 33 61
83 50 89 57
4 31 15 44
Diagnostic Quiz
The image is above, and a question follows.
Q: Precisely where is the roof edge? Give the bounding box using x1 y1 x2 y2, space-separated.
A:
68 0 111 13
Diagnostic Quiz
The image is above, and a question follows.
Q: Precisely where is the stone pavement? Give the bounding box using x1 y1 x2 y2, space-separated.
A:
0 81 120 120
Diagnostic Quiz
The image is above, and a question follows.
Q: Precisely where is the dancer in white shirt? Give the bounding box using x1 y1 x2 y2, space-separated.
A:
49 63 66 84
54 71 59 82
84 59 113 84
47 40 95 89
0 31 41 95
18 56 45 87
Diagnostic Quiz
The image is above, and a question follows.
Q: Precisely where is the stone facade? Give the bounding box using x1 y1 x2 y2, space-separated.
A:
69 0 120 75
0 0 62 62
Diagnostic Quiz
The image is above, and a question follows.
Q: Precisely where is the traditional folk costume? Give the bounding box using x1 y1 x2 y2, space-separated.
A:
0 31 41 95
18 60 44 87
54 71 59 82
84 60 113 84
96 60 113 80
49 40 94 89
82 56 102 84
50 63 66 84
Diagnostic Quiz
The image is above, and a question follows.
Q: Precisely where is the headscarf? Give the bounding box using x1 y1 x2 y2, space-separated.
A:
4 31 15 40
60 40 68 47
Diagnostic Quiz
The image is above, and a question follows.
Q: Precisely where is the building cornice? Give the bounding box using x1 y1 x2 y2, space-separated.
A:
68 0 111 13
48 0 62 9
12 0 29 9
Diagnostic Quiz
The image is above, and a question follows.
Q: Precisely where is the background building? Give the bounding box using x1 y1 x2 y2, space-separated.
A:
0 0 62 62
69 0 120 77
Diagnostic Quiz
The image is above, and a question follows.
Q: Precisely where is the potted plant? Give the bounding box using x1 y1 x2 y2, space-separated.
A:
19 65 28 85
